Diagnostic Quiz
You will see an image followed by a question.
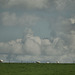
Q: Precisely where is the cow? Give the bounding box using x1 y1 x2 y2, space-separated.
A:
36 61 40 63
0 60 3 63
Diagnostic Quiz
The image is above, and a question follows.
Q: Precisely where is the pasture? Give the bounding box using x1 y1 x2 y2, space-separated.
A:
0 63 75 75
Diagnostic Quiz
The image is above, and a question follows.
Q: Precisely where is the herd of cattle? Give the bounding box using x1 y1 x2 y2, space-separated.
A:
0 60 60 63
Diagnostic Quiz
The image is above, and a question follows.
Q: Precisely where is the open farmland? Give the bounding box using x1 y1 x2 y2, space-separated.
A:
0 63 75 75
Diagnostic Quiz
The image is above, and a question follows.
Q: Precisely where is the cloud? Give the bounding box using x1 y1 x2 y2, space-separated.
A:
55 0 75 10
0 39 23 54
48 15 75 43
55 0 67 10
0 0 75 63
70 17 75 24
0 0 49 9
48 15 75 55
70 31 75 50
1 0 75 11
2 12 40 26
0 28 75 63
59 53 75 63
23 35 41 55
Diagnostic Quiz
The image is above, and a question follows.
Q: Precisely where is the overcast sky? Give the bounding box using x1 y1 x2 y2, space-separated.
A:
0 0 75 63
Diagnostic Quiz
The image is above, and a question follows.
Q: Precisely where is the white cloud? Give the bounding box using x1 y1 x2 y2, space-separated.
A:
23 36 41 55
41 39 51 46
0 39 23 54
59 54 75 63
70 18 75 24
0 28 75 63
0 42 10 53
0 0 75 63
1 0 49 9
15 55 52 63
2 12 40 26
55 0 74 10
70 31 75 50
1 0 75 11
8 39 23 54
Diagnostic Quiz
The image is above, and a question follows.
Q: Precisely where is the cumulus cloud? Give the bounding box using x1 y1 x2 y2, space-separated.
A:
0 0 75 63
0 39 23 54
2 12 40 26
48 15 75 46
48 15 75 57
23 35 41 55
0 28 75 63
48 15 75 62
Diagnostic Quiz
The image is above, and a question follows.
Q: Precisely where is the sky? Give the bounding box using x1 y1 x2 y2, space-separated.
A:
0 0 75 63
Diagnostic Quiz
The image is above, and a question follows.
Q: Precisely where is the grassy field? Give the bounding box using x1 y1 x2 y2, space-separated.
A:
0 63 75 75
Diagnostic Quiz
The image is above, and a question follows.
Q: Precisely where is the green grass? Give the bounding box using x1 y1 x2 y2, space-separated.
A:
0 63 75 75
